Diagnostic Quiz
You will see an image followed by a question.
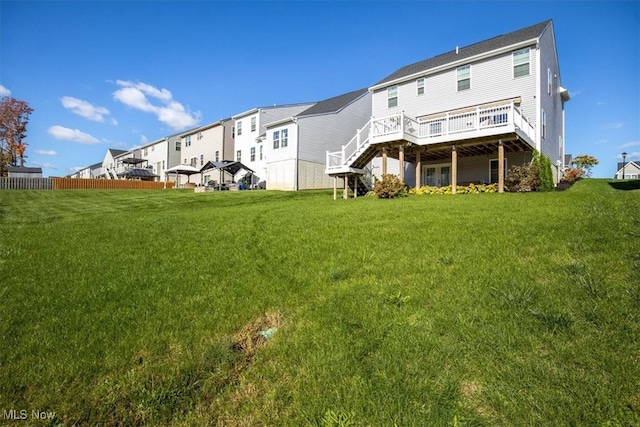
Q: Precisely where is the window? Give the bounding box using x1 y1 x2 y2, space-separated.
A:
185 135 191 147
259 145 263 160
541 109 547 139
548 68 552 95
144 147 148 156
237 121 242 136
417 78 425 95
215 150 219 162
513 48 530 78
200 154 204 166
251 117 256 132
190 157 197 167
281 129 288 147
236 150 241 162
162 160 165 169
232 126 235 138
175 140 181 151
273 130 280 149
387 85 398 108
250 147 256 162
457 65 471 91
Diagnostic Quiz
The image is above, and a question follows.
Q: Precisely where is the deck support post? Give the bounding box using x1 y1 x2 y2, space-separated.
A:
498 140 505 193
399 145 405 182
343 176 348 199
354 176 358 198
415 148 422 188
382 148 388 175
451 145 457 194
333 176 337 200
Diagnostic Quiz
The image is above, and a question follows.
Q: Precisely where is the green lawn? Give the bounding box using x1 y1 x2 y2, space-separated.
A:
0 180 638 426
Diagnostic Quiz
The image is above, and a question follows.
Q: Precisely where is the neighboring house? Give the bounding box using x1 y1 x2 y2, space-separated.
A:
178 119 234 185
100 149 127 179
615 161 640 179
139 135 182 182
232 103 315 187
326 20 570 194
7 166 42 178
70 162 102 179
265 88 371 190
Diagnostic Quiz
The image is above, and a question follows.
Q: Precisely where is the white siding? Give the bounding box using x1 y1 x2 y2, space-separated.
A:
298 92 372 164
179 124 224 184
267 159 296 190
298 160 334 190
372 47 538 126
537 25 565 166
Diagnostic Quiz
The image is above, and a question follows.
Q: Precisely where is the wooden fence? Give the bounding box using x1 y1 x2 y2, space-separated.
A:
0 177 175 190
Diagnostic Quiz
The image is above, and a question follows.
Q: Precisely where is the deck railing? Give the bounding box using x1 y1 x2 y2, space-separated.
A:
326 102 535 172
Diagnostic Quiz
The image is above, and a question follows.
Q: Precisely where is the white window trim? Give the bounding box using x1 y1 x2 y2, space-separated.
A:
237 121 242 136
273 130 280 149
541 109 547 139
281 129 288 148
417 78 425 95
548 68 552 96
251 117 256 132
512 48 530 78
457 65 471 91
387 85 398 108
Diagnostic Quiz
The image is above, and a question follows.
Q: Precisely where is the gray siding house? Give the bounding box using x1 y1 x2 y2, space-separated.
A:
326 20 569 194
265 88 371 190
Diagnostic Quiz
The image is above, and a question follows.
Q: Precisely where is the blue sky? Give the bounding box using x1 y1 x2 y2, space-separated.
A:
1 0 638 178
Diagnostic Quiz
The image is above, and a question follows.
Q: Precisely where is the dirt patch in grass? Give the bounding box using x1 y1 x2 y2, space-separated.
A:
232 312 283 358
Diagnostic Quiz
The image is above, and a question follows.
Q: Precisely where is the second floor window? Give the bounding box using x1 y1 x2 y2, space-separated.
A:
190 157 197 167
185 135 191 147
513 48 530 78
281 129 288 147
250 147 256 162
215 150 220 162
260 145 263 160
175 141 181 151
251 117 256 132
200 154 204 166
273 130 280 149
237 121 242 136
387 86 398 108
236 150 241 162
417 78 425 95
457 65 471 91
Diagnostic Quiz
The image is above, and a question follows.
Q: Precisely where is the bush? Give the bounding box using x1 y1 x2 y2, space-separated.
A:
373 174 407 198
408 183 499 195
563 167 584 183
505 150 554 192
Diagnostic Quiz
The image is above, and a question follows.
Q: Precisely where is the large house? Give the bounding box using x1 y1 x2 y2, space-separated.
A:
232 103 315 187
264 88 371 190
178 119 234 185
326 20 569 194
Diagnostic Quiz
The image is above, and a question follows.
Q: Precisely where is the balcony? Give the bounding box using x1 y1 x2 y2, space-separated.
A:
371 101 535 146
326 100 536 175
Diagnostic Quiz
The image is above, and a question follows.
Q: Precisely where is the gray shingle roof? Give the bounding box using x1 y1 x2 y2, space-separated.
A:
298 88 369 117
375 20 551 86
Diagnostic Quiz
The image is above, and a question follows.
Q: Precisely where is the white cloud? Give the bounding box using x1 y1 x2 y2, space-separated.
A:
47 125 100 144
60 96 116 124
34 149 58 156
620 151 640 161
112 80 201 130
0 84 10 97
620 141 640 149
603 122 624 130
31 161 59 170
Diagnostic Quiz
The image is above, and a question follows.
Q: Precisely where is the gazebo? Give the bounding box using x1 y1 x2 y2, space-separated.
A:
165 164 201 188
200 160 255 190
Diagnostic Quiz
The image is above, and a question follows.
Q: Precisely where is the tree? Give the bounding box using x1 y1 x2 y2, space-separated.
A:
0 97 34 176
571 154 599 178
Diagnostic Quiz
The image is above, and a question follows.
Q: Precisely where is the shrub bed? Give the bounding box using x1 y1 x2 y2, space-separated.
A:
409 183 499 195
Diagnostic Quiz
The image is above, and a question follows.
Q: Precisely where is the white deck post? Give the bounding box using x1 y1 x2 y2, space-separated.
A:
343 176 348 199
399 145 405 182
333 176 337 200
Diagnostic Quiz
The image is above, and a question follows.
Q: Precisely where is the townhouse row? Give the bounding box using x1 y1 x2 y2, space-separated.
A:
71 19 570 193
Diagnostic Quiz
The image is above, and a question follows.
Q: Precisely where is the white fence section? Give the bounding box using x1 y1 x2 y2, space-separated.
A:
0 177 54 190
